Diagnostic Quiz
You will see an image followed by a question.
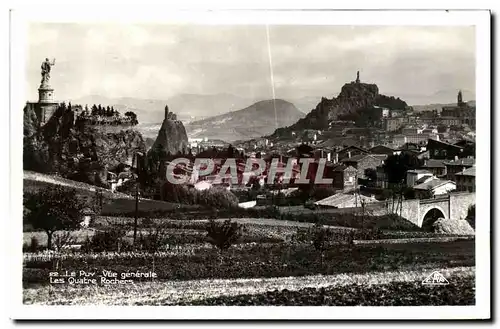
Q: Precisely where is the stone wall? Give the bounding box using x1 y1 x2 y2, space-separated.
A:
450 192 475 220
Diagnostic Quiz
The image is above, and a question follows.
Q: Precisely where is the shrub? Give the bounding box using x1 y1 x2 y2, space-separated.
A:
52 231 76 252
311 223 333 252
465 205 475 229
81 228 128 252
137 226 168 253
206 219 242 250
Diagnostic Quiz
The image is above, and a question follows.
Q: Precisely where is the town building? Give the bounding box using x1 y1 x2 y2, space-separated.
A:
413 178 457 199
329 163 358 191
406 169 433 187
341 154 384 179
315 192 379 208
383 117 404 132
454 166 475 192
368 145 395 156
421 159 447 178
444 157 475 181
336 145 369 162
426 139 466 160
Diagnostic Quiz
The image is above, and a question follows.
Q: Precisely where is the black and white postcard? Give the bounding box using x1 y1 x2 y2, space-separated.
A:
8 8 491 320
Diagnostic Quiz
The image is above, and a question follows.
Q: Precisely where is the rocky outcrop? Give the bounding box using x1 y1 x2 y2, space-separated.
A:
271 74 408 136
23 103 146 186
149 105 189 156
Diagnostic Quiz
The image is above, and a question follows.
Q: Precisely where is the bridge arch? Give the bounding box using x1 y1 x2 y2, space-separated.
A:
420 206 447 231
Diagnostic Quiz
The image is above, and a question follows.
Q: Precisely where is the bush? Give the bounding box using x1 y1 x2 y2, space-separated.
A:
52 231 76 252
81 228 129 252
465 205 475 229
206 219 242 250
137 226 169 253
311 223 333 252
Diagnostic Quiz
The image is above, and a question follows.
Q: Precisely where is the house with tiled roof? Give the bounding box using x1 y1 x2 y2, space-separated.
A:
406 169 433 187
341 154 385 179
421 159 447 177
427 139 465 160
329 163 358 191
315 192 379 208
455 166 475 192
369 145 395 156
336 145 369 162
413 178 456 199
444 157 475 181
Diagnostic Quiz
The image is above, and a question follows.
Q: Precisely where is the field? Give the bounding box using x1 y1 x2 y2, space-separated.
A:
22 173 476 306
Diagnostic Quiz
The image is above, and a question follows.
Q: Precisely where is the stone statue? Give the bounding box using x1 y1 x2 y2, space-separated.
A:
41 58 56 85
356 71 360 83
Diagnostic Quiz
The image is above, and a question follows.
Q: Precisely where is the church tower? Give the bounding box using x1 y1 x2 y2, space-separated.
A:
457 90 464 106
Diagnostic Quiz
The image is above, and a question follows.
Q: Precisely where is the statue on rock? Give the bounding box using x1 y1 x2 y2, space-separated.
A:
356 70 360 84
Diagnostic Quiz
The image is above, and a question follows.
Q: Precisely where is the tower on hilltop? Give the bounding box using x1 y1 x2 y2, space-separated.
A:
355 70 360 84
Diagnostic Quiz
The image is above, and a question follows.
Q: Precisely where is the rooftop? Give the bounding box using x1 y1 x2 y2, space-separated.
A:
413 178 456 191
340 153 382 163
407 169 432 175
443 158 475 166
315 193 379 208
422 159 446 168
455 166 476 177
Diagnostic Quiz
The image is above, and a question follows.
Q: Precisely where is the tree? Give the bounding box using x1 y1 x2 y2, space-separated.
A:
205 219 242 250
23 186 86 250
364 168 377 182
466 204 475 229
310 222 334 267
383 152 421 184
124 111 138 125
402 187 416 200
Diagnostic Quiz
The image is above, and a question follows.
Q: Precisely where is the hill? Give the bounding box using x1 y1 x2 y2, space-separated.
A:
185 99 305 142
23 170 194 215
271 79 408 138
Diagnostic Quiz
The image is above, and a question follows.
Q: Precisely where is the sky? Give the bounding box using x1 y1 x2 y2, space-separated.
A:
25 24 476 104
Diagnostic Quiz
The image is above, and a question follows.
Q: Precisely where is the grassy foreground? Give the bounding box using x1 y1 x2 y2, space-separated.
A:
23 266 474 306
24 240 474 285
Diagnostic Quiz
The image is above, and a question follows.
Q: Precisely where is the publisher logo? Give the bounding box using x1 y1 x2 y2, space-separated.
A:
422 271 449 286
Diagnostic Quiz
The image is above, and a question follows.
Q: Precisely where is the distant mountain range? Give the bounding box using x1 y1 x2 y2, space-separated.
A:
394 89 476 106
412 100 476 113
185 99 305 142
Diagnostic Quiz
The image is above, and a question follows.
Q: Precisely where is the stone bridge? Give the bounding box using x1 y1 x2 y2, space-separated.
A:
367 192 475 228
